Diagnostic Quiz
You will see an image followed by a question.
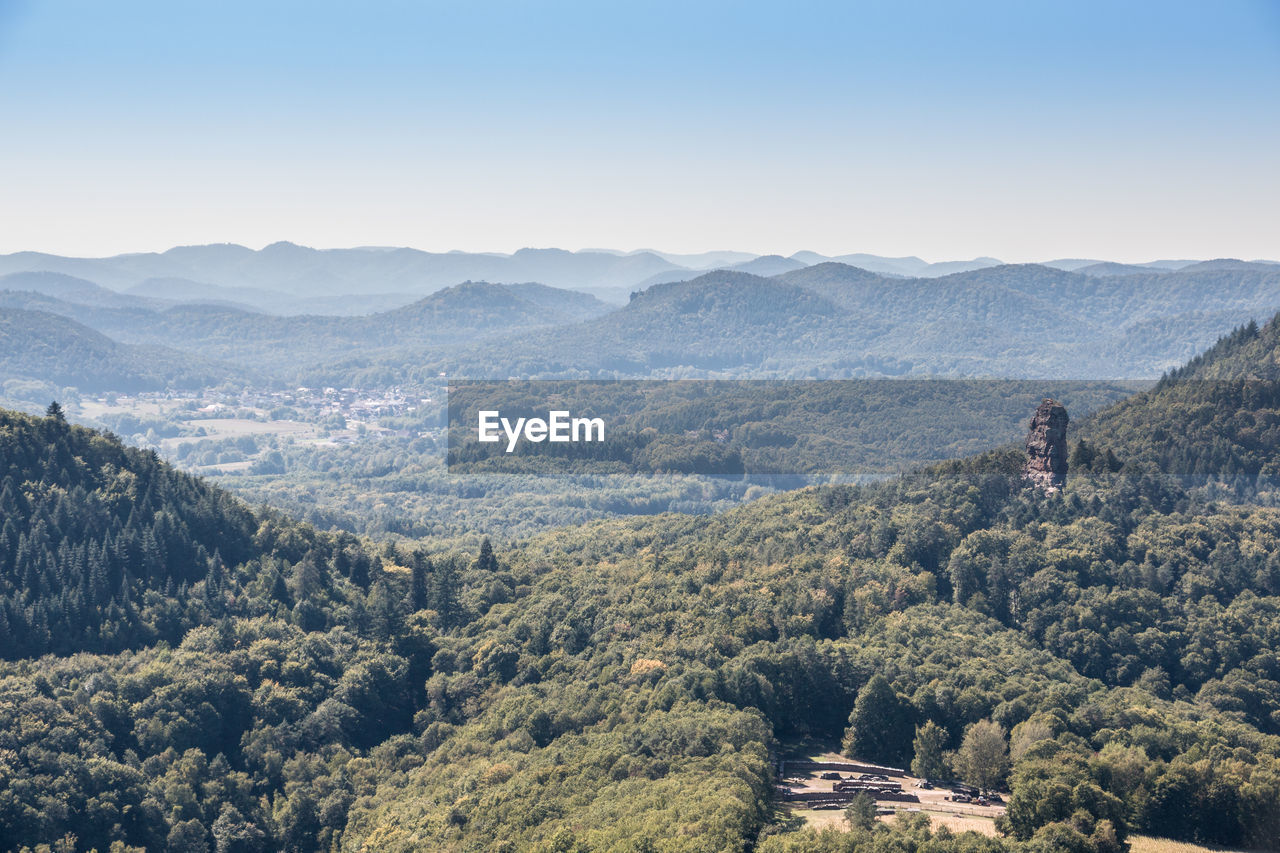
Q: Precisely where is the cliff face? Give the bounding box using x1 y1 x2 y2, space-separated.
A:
1023 398 1069 492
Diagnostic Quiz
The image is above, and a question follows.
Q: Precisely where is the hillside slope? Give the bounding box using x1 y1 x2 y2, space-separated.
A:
5 319 1280 851
414 263 1280 381
1075 319 1280 496
0 271 161 309
0 406 424 852
339 316 1280 851
0 307 243 391
453 271 887 376
0 281 613 383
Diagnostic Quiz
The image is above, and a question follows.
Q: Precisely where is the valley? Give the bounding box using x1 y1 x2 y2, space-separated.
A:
3 249 1280 852
4 3 1277 851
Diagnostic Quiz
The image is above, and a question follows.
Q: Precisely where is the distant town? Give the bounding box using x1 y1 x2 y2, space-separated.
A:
73 385 442 474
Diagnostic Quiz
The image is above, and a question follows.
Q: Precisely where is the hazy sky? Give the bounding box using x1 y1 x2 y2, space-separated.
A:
1 0 1277 261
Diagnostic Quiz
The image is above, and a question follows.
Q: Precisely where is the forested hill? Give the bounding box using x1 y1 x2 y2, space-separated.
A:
431 271 892 378
1169 316 1280 380
419 262 1280 381
4 321 1280 851
0 306 243 392
0 280 613 378
0 261 1274 386
338 319 1280 851
5 261 1278 388
0 406 378 657
0 271 159 309
1075 318 1280 498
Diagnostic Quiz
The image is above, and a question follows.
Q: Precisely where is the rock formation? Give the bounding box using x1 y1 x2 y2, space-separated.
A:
1023 398 1069 492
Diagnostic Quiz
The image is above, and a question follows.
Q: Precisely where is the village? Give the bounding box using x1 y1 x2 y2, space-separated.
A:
84 384 433 426
71 384 442 474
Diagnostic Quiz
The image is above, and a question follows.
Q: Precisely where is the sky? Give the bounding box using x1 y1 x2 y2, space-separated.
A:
0 0 1277 262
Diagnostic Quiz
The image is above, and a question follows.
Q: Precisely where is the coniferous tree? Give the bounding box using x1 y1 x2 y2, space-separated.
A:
842 674 914 766
911 720 950 780
409 551 431 612
367 580 400 641
472 538 499 572
430 556 463 628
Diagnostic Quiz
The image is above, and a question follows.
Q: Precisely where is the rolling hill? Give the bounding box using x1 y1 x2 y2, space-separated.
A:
0 271 161 309
0 281 614 385
3 317 1280 850
0 307 245 392
5 258 1279 389
14 244 1267 306
340 316 1280 850
438 271 888 377
412 262 1280 381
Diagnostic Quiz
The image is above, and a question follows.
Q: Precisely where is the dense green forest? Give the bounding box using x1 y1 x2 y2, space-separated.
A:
188 379 1137 540
445 379 1138 477
3 319 1280 851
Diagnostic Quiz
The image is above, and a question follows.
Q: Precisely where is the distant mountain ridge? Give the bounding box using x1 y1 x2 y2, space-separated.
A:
4 249 1280 389
1 280 613 378
6 244 1271 310
0 271 163 310
424 262 1280 381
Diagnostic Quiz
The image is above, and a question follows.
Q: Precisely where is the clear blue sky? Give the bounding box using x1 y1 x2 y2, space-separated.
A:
0 0 1277 261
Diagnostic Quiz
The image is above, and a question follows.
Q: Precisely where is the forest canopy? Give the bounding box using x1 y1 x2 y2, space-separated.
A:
2 317 1280 851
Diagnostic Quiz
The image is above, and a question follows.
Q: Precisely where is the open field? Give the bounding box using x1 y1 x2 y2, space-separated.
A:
900 811 998 836
77 398 170 419
183 417 312 436
159 417 318 445
1129 836 1259 853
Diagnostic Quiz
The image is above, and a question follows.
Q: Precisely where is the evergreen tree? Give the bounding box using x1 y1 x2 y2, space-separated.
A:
430 556 463 628
409 551 431 612
843 792 877 831
472 537 499 572
842 674 914 766
910 720 950 780
367 580 400 641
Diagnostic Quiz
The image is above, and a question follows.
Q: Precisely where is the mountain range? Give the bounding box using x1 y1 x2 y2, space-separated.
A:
4 256 1280 390
4 243 1275 310
388 262 1280 382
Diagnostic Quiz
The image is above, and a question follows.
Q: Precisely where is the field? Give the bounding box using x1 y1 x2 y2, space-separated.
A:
1129 837 1257 853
